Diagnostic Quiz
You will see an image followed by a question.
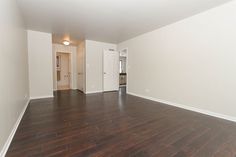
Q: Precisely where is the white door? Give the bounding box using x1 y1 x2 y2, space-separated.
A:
103 50 119 92
77 43 85 91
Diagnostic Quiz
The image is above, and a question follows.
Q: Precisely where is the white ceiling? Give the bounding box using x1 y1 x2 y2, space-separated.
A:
17 0 231 43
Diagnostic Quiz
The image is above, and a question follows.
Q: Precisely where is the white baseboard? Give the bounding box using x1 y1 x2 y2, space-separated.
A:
85 90 103 94
127 92 236 123
54 88 78 91
0 99 30 157
30 95 54 100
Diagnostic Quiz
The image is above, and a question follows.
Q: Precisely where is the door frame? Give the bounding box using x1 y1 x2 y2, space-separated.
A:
55 52 73 90
102 49 120 92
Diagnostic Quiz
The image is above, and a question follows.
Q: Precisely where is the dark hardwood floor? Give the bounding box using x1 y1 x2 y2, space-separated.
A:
6 88 236 157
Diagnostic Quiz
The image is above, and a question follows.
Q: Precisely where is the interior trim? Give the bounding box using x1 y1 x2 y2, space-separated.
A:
128 92 236 123
0 99 30 157
85 90 103 94
30 95 54 100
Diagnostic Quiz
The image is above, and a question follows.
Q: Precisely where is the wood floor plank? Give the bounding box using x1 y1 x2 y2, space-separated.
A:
6 88 236 157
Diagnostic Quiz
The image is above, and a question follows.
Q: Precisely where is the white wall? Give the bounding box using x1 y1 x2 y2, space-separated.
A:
118 1 236 119
85 40 117 93
0 0 29 155
52 44 77 90
28 30 53 99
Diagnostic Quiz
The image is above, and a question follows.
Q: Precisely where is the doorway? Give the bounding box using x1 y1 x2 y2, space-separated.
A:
119 48 128 90
56 52 71 90
77 41 85 92
103 50 119 92
119 57 127 87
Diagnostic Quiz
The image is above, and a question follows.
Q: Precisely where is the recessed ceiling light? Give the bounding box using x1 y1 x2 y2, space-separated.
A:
63 40 70 46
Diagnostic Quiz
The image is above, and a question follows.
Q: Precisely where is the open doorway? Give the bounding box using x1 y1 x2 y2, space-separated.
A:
119 57 127 87
77 41 86 93
56 52 71 90
119 49 128 90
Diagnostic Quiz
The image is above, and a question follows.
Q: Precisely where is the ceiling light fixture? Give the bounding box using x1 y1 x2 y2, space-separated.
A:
63 40 70 46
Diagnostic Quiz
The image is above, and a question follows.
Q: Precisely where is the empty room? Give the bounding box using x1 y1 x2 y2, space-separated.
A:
1 0 236 156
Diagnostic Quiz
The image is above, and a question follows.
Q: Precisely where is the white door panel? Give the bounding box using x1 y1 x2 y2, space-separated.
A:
103 50 119 92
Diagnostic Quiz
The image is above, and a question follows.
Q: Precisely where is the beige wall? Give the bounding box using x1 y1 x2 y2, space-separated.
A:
28 30 53 99
85 40 117 93
0 0 29 155
118 1 236 119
